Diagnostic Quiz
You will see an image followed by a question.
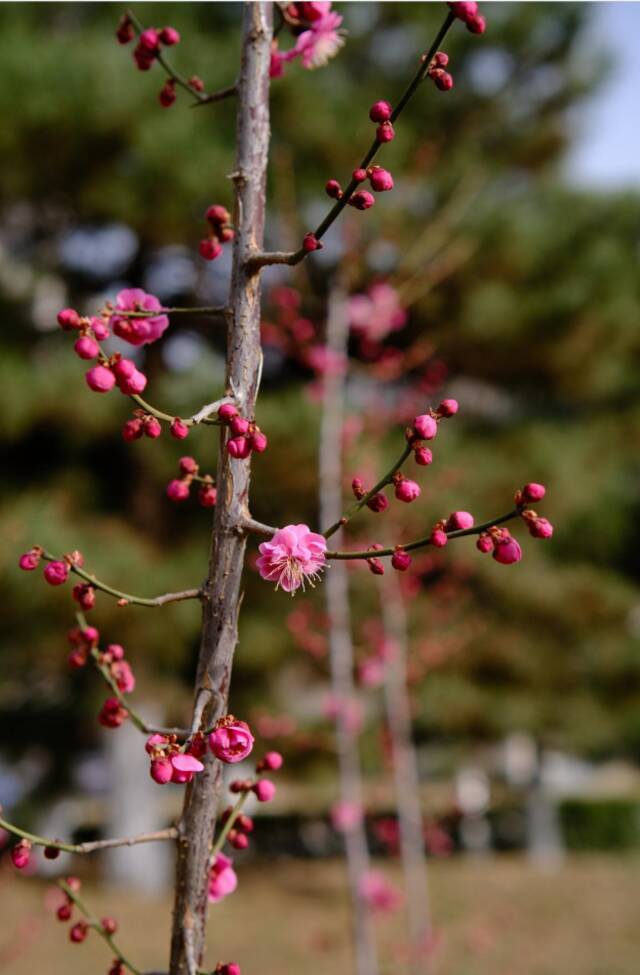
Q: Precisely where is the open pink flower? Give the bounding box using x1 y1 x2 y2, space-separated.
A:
348 283 407 342
208 853 238 903
257 524 327 593
209 719 254 764
294 11 346 69
111 288 169 346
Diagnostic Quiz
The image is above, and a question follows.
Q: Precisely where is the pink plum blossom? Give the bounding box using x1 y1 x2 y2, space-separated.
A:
111 288 169 346
294 11 346 69
209 719 255 764
256 524 327 593
348 283 407 342
208 853 238 903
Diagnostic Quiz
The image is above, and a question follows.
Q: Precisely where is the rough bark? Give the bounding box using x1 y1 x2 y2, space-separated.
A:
168 5 273 973
319 288 379 975
379 573 432 972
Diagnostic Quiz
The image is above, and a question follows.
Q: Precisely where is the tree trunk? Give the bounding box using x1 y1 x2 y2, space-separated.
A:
169 5 273 973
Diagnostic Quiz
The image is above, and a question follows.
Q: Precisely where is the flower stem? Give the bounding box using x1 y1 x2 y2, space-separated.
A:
323 443 413 539
210 791 249 858
0 815 177 854
58 879 143 975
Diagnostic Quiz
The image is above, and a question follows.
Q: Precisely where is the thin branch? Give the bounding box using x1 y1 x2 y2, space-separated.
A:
210 791 249 858
240 517 278 537
189 688 214 736
109 306 227 319
0 815 177 855
323 443 413 540
40 549 201 608
248 10 457 270
127 10 210 106
58 879 143 975
191 83 238 107
326 508 522 559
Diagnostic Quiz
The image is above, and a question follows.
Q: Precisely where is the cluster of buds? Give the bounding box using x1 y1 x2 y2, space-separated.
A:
406 398 458 464
123 412 189 442
214 965 241 975
57 308 150 396
475 526 522 564
430 509 475 548
369 99 395 144
18 548 83 588
448 1 486 34
147 716 254 786
200 204 235 261
426 51 454 91
515 482 554 539
352 477 388 514
166 456 217 506
325 164 394 212
221 807 254 852
218 403 268 459
66 625 137 728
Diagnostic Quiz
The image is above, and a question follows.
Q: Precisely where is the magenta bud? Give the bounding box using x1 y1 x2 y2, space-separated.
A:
227 436 251 459
368 167 394 192
352 168 367 183
74 336 99 360
369 100 392 123
118 369 147 395
302 232 322 252
167 479 190 502
476 534 494 554
492 536 522 565
230 416 250 436
430 528 448 548
19 550 40 571
85 365 116 393
413 414 438 440
170 418 190 440
414 447 433 466
348 190 375 211
250 430 268 453
438 398 459 417
522 482 546 502
366 492 389 513
252 779 276 803
391 549 412 572
159 26 180 45
44 560 69 586
199 238 223 261
376 121 395 143
446 511 474 531
199 485 217 507
179 456 198 475
57 308 81 330
528 517 554 539
394 478 421 503
144 416 162 439
122 418 144 442
218 403 238 423
325 179 342 199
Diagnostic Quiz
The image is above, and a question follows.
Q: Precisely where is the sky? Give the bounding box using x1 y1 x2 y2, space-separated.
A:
567 1 640 188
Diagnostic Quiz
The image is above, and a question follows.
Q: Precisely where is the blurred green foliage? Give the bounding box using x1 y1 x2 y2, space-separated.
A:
1 2 639 789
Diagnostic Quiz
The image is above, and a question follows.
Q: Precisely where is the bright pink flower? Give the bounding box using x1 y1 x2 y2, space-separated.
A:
209 719 254 764
294 11 345 69
330 800 363 833
111 289 169 346
348 283 407 342
360 870 403 912
44 560 69 586
171 753 204 774
208 853 238 903
257 524 327 593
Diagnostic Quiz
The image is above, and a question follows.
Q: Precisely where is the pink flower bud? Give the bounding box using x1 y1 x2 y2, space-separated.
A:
492 536 522 565
414 447 433 466
167 479 190 502
98 697 128 728
209 719 255 763
139 27 160 52
476 534 494 553
206 204 231 226
150 759 173 785
85 365 116 393
116 15 134 45
394 478 421 503
227 436 251 459
170 418 189 440
448 1 478 18
433 70 454 91
19 550 41 571
44 560 69 586
69 922 88 943
349 190 375 211
190 75 205 92
250 430 268 453
219 226 235 242
112 660 135 694
376 121 395 143
367 557 385 576
11 840 31 869
368 167 394 192
258 751 284 771
101 917 118 935
112 358 136 380
433 51 449 67
122 418 144 442
199 238 223 261
325 179 342 199
118 369 148 395
413 414 438 440
467 13 486 34
252 779 276 803
199 485 217 507
447 511 474 531
230 416 250 436
57 903 72 921
159 26 180 45
352 168 367 183
352 477 365 499
438 398 459 417
369 100 392 123
107 643 125 660
74 336 99 360
57 308 81 330
144 416 162 439
522 482 546 502
391 549 411 571
216 964 241 975
159 81 177 108
430 528 448 548
172 460 195 481
72 583 96 610
366 492 389 513
218 404 238 423
302 232 322 252
528 517 554 539
133 45 156 71
229 831 249 850
91 318 110 340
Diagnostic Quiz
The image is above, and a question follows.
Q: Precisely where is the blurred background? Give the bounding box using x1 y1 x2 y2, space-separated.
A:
1 2 639 973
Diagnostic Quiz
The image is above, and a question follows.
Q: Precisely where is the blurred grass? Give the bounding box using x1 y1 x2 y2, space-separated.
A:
2 855 639 975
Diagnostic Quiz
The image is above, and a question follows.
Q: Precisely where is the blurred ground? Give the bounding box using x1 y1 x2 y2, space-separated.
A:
1 855 638 975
